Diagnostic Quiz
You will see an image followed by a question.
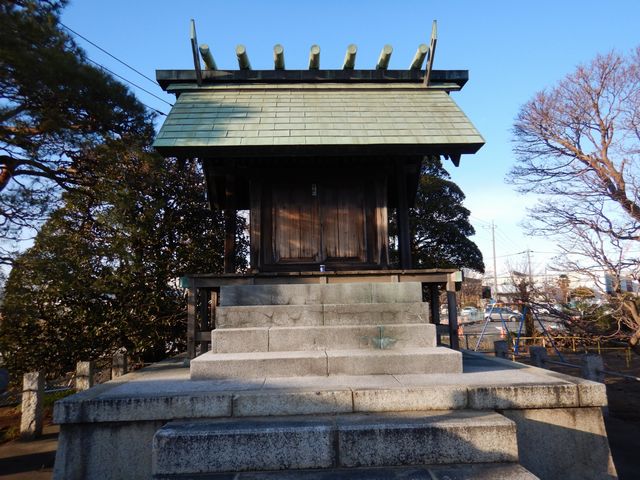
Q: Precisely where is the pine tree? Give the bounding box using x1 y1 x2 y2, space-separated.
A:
0 0 151 262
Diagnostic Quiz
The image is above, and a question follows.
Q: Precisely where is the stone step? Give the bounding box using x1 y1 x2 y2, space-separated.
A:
211 324 436 353
215 302 429 329
190 347 462 379
151 410 518 476
220 282 423 307
154 463 539 479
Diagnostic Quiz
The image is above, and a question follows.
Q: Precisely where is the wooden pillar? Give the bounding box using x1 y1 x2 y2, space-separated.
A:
198 288 210 353
447 291 460 350
224 175 237 274
395 160 411 269
429 284 441 345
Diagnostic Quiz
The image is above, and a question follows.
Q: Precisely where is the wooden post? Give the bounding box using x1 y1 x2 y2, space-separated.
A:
199 288 210 352
20 372 43 440
210 290 218 330
224 175 237 274
199 44 217 70
429 285 441 345
395 160 411 269
342 44 357 69
187 277 196 359
409 43 428 70
308 44 320 70
236 44 251 70
447 290 459 350
376 44 393 70
423 20 437 86
190 19 202 85
273 44 285 70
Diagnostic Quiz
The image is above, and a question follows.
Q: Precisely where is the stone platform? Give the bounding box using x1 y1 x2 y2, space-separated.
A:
53 281 617 479
53 352 616 479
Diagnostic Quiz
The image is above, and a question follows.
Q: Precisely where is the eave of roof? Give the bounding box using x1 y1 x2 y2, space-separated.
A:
153 85 484 158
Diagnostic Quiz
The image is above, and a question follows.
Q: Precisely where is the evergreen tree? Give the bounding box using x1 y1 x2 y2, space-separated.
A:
399 158 484 272
0 130 247 378
0 0 150 262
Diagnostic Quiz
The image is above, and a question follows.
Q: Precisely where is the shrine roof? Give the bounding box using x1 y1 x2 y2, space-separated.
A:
153 81 484 159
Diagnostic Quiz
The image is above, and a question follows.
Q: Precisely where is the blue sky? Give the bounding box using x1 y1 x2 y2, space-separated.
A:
62 0 640 278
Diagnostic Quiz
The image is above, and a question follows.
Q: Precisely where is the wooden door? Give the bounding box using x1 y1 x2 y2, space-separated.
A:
320 181 367 262
256 176 386 271
271 183 320 264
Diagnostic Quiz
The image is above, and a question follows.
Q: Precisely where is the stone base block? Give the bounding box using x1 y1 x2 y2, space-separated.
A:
190 351 327 379
328 347 462 376
503 407 617 480
190 347 461 379
219 282 423 306
151 411 518 476
215 305 324 328
212 324 436 353
216 302 429 329
323 302 428 326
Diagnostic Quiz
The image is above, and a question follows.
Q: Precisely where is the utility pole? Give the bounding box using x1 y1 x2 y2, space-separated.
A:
491 220 498 300
526 249 533 286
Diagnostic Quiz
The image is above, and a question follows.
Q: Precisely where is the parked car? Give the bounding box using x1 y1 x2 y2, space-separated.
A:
484 306 520 322
461 307 478 315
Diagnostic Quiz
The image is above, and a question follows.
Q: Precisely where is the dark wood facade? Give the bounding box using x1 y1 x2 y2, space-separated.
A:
203 156 424 273
251 173 388 271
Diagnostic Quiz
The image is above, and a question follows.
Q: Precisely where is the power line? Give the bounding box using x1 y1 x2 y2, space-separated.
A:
85 58 172 112
60 22 160 87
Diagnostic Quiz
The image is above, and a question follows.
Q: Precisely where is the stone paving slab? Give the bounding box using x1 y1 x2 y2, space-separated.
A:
54 352 608 425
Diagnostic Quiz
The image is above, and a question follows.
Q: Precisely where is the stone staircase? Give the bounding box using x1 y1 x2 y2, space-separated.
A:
151 282 537 478
190 282 462 380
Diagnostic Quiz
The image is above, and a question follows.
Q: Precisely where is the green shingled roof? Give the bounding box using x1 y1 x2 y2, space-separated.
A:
153 83 484 156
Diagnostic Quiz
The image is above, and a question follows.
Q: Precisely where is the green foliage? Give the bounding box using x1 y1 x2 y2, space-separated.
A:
0 0 151 263
407 158 484 272
0 138 246 377
0 0 249 378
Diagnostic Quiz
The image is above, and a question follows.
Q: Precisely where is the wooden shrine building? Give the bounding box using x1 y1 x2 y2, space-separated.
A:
153 23 484 354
